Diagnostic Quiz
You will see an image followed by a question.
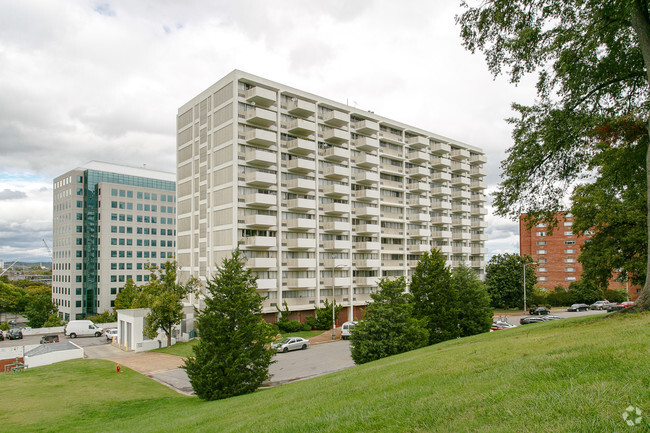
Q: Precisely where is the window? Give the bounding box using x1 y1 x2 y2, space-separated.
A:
536 241 546 245
565 276 577 281
76 276 82 282
564 221 573 227
537 276 548 281
565 258 576 263
538 258 547 263
564 231 573 236
76 301 82 308
564 240 576 245
535 232 546 237
538 267 547 272
536 223 547 228
565 249 575 254
537 249 547 255
565 267 576 272
76 288 82 295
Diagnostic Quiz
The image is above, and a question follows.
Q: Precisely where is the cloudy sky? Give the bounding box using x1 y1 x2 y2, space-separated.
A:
0 0 537 263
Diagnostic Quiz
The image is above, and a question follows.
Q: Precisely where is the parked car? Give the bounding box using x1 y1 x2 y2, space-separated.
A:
568 303 590 312
529 306 551 315
541 315 561 321
341 321 357 340
607 304 626 312
620 301 634 308
0 331 4 341
491 319 516 331
272 337 310 353
40 334 59 344
520 316 545 325
590 300 611 310
105 328 118 341
64 320 103 338
6 328 23 340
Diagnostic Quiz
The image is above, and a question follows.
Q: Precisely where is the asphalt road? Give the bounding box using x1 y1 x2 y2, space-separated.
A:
0 332 110 348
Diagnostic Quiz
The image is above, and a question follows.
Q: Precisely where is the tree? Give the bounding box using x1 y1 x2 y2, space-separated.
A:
184 249 276 401
350 277 428 364
410 249 459 345
312 298 344 331
485 253 535 310
571 119 647 290
568 280 603 304
24 285 57 328
114 278 143 310
140 261 198 347
452 265 493 337
0 281 27 314
457 0 650 310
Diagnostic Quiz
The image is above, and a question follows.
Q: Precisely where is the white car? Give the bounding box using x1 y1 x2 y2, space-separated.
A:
273 337 310 353
105 328 118 341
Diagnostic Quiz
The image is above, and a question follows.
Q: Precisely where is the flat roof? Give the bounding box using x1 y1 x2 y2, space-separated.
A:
77 161 175 183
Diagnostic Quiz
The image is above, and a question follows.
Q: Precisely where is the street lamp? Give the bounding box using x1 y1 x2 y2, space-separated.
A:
332 263 346 340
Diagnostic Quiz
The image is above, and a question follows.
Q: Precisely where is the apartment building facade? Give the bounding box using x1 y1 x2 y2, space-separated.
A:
520 212 638 299
177 70 488 322
52 161 176 320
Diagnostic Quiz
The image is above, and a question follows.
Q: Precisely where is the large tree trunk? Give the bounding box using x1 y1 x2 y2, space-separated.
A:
630 0 650 310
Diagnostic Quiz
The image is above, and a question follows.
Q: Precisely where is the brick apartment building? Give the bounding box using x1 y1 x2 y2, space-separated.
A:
519 212 639 301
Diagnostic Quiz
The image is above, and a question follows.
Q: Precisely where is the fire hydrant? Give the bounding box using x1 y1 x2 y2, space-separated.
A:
116 364 121 373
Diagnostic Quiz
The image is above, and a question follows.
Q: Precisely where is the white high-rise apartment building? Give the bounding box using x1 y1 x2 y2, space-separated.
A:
52 161 176 321
177 70 487 322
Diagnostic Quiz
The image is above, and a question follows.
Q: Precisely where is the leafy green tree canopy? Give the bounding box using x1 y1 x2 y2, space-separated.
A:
184 249 276 401
350 277 428 365
485 253 535 310
452 265 493 337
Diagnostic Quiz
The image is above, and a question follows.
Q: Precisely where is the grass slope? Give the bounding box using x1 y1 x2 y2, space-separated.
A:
2 313 649 432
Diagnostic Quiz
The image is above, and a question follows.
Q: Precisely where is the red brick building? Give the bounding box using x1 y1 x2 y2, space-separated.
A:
519 212 638 300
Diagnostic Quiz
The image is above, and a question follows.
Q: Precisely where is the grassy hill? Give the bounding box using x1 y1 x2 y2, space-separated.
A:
1 313 649 432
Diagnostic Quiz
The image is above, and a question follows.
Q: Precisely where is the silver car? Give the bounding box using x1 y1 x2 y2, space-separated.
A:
273 337 310 353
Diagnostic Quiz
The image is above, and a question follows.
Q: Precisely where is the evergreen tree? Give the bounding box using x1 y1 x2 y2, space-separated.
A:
184 249 276 401
114 278 142 310
350 277 428 365
410 249 459 345
485 253 535 309
452 265 493 337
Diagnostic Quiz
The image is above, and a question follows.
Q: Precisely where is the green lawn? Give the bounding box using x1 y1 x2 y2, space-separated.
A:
2 313 649 432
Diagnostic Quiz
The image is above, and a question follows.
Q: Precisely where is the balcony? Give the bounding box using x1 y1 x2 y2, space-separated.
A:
431 230 452 239
323 110 348 127
321 277 351 287
469 154 488 165
322 146 349 162
354 170 379 185
436 245 452 254
407 197 428 207
352 136 379 152
354 153 379 168
247 257 276 268
470 179 486 190
286 238 316 249
323 202 351 215
407 181 429 193
451 176 471 187
245 107 276 127
407 135 429 149
407 150 428 164
471 233 488 242
452 246 472 255
431 215 452 225
355 189 380 201
244 171 276 187
408 244 429 253
322 183 348 197
430 156 451 168
245 193 276 208
353 260 381 269
245 149 276 167
322 259 349 269
471 247 488 255
379 130 403 144
471 207 488 216
286 158 315 174
286 138 316 155
354 223 380 234
430 186 451 196
407 213 429 223
382 259 403 266
286 178 316 193
242 236 276 248
354 276 380 286
471 220 488 229
469 166 487 177
353 119 379 135
245 87 276 107
244 214 276 228
451 161 470 173
354 205 380 218
450 148 470 160
452 190 471 200
287 258 315 268
323 239 352 250
470 260 486 269
354 241 381 251
470 193 486 203
430 200 451 211
286 218 316 231
408 228 429 238
323 128 350 144
287 198 316 212
256 278 277 290
322 165 348 180
323 221 350 232
431 142 451 155
245 128 276 147
286 278 317 288
452 203 471 214
431 172 451 183
287 118 315 136
406 165 428 178
452 231 471 241
287 99 316 117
